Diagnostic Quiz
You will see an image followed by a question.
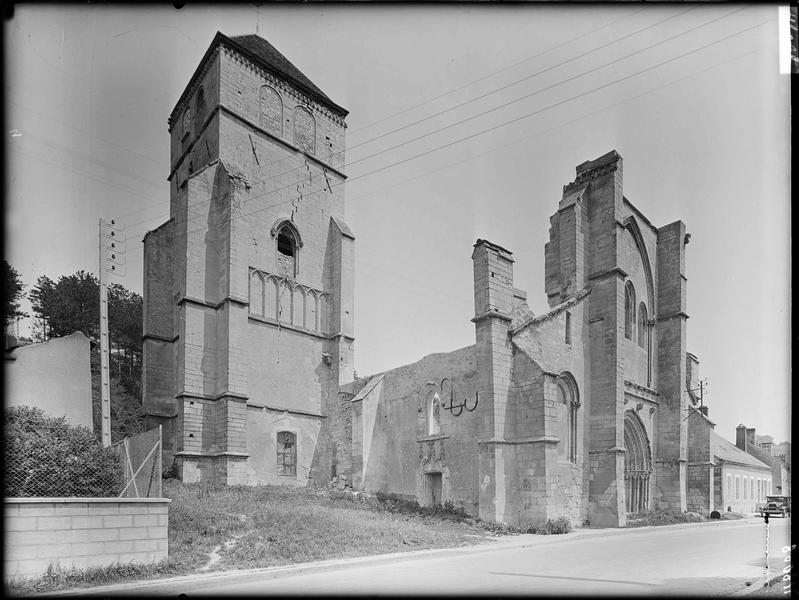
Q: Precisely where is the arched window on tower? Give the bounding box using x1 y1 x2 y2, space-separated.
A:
195 87 206 130
294 106 316 155
624 281 636 340
259 85 282 136
637 303 648 348
276 224 298 278
556 374 579 463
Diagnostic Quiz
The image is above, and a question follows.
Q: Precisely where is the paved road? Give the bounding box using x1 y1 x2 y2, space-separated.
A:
67 517 791 596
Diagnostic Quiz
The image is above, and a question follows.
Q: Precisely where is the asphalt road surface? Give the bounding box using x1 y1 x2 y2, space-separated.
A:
67 517 791 596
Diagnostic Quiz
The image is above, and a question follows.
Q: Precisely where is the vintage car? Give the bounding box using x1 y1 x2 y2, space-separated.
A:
758 495 791 517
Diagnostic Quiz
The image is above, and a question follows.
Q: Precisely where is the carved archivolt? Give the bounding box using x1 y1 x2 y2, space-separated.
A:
248 268 328 333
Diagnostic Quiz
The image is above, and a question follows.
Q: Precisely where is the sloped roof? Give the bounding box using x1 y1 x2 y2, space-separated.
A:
351 374 385 403
227 34 347 116
169 32 348 130
713 432 771 470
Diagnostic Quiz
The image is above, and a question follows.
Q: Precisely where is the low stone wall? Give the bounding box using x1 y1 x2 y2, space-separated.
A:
4 497 170 580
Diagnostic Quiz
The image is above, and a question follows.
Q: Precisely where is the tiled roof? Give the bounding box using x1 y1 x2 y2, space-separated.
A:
227 34 347 117
712 432 771 470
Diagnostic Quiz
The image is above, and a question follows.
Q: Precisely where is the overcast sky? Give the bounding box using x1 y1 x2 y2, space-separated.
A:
4 4 790 443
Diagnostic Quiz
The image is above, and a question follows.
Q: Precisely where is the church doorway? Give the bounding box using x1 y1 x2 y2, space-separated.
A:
426 472 443 506
624 411 652 514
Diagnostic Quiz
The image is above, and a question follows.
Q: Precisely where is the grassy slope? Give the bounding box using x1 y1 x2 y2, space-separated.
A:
168 482 490 572
7 482 495 594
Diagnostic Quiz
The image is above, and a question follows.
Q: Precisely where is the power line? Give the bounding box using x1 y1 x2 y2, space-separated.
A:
343 6 748 173
110 8 685 230
346 6 650 140
102 26 769 311
117 22 773 278
118 12 768 245
345 6 699 152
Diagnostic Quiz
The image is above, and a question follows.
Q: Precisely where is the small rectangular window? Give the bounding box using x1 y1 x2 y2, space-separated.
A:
277 431 297 477
565 311 572 344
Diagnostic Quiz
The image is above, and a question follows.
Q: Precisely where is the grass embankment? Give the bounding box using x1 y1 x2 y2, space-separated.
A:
7 481 572 594
625 510 706 527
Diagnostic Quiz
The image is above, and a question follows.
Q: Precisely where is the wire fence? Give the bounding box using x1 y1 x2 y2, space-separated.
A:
5 420 162 499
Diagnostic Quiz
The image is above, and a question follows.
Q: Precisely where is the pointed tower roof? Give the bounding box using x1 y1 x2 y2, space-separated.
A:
169 31 348 131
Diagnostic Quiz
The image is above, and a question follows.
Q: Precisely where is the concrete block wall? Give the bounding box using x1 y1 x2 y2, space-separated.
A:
4 498 169 581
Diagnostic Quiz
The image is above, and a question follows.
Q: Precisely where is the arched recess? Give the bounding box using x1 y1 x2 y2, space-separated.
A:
292 286 305 328
624 281 636 341
428 391 442 436
294 106 316 154
305 290 318 332
278 280 292 323
637 303 648 348
623 217 655 312
259 85 283 135
624 410 652 514
556 372 580 463
195 87 206 129
264 275 278 320
249 271 265 317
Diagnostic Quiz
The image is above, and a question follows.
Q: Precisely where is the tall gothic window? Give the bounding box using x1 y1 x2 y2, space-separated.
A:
277 431 297 477
294 106 316 154
624 281 636 340
556 374 579 463
637 302 648 348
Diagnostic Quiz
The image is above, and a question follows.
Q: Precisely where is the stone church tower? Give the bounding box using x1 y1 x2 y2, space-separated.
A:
142 32 353 485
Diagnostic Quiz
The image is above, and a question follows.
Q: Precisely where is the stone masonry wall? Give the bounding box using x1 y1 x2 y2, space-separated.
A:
4 498 169 581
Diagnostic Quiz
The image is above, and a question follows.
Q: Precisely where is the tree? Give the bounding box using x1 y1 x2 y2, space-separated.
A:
3 260 27 325
29 271 100 341
28 270 145 440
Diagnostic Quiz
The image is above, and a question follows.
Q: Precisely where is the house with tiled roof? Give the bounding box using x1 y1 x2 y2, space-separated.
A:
736 425 790 498
713 431 773 513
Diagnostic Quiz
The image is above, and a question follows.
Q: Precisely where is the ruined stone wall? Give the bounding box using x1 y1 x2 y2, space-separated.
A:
351 346 480 515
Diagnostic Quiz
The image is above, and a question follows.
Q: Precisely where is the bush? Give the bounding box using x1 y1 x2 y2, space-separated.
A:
4 406 122 497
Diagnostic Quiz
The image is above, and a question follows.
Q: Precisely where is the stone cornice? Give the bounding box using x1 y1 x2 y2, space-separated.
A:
245 401 326 419
471 310 513 325
142 333 179 344
588 266 629 281
478 436 559 446
657 311 690 322
247 314 330 340
177 295 249 310
176 391 249 402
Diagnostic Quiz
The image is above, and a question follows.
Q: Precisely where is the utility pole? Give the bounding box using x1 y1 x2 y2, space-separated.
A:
99 218 112 446
99 218 125 446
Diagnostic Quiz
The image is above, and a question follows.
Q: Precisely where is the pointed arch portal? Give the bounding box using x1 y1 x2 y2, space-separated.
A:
624 410 652 514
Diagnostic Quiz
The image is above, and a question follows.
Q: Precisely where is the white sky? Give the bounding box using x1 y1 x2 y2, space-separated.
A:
4 4 791 443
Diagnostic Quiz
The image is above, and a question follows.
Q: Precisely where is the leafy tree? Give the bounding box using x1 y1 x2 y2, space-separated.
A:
4 405 122 497
28 270 145 440
3 260 27 324
29 271 99 341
